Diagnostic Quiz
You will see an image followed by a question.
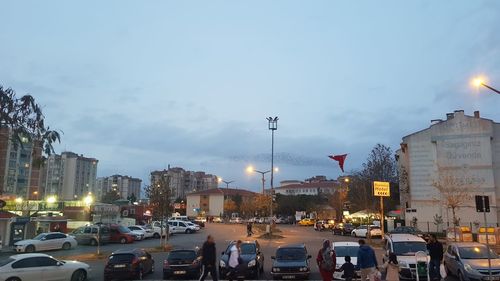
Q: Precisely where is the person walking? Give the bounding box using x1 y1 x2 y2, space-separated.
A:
246 222 253 237
357 239 378 281
427 234 443 281
227 240 242 281
380 253 400 281
317 239 336 281
336 256 355 281
199 235 218 281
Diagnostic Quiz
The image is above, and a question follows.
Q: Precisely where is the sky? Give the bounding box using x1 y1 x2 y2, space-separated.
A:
1 1 500 194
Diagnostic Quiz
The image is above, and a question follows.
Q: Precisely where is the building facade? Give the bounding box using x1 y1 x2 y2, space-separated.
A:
150 166 218 200
40 151 98 200
96 175 142 201
186 188 256 217
397 110 500 230
274 176 339 196
0 128 42 200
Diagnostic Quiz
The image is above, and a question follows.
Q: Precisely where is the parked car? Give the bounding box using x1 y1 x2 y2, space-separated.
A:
104 249 154 281
0 253 91 281
298 218 315 226
390 226 427 239
351 225 382 238
151 221 175 236
383 233 428 280
163 249 202 279
314 220 330 231
128 225 154 239
72 225 111 245
332 242 360 280
213 217 223 223
191 219 205 227
14 232 78 253
219 240 265 279
333 223 356 236
109 224 135 244
229 217 243 224
168 220 198 234
186 221 201 231
271 244 311 280
444 242 500 281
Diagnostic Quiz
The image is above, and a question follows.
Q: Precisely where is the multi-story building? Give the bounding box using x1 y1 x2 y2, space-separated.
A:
0 128 42 200
273 177 339 196
397 110 500 229
96 175 142 201
40 151 98 200
150 166 218 200
186 188 257 217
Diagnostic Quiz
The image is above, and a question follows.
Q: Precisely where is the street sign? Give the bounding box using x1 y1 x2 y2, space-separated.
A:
475 195 490 213
373 181 390 197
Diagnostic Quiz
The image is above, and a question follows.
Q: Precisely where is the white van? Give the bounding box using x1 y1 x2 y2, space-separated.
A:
383 233 429 280
170 215 188 221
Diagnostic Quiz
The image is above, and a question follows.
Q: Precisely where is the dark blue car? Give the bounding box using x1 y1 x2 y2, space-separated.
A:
271 244 312 280
219 240 264 280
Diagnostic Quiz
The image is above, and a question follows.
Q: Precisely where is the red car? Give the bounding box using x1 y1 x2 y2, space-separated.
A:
109 224 135 244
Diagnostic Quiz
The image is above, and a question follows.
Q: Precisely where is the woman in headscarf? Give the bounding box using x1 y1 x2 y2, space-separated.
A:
317 239 336 281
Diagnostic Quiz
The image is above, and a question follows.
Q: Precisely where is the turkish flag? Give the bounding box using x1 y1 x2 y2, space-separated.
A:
328 154 348 173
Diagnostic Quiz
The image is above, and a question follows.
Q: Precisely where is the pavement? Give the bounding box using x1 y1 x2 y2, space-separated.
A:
0 223 458 281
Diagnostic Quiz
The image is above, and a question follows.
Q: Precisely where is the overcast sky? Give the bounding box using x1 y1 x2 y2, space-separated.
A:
1 1 499 193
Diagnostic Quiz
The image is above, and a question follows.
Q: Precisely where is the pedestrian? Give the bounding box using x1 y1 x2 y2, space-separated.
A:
247 222 253 237
336 255 355 281
427 234 443 281
380 253 400 281
317 239 336 281
199 235 218 281
357 239 378 281
227 240 242 281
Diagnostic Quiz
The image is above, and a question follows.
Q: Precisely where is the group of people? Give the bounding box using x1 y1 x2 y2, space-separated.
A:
198 235 242 281
317 234 444 281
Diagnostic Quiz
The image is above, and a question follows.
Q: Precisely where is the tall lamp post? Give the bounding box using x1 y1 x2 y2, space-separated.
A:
246 166 279 194
218 177 235 189
267 116 278 233
472 76 500 95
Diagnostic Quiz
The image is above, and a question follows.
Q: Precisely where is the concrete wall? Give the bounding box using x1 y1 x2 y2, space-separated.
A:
186 195 201 217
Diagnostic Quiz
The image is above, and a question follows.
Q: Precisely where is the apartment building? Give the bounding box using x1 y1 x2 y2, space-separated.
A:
96 175 142 201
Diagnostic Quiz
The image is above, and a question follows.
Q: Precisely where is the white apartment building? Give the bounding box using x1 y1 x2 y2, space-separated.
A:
274 178 339 196
40 151 98 200
397 110 500 229
96 175 142 201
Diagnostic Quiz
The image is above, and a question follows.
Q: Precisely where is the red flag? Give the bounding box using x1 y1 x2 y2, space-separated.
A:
328 154 348 173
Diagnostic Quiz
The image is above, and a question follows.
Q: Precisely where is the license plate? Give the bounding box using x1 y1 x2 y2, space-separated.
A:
485 277 500 281
283 275 296 279
114 264 126 268
174 270 186 275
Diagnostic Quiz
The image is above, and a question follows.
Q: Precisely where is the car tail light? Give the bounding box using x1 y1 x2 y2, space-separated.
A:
163 260 170 269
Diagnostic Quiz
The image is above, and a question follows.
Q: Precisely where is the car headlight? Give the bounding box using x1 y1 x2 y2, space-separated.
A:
464 264 477 274
220 260 226 268
273 267 281 272
300 267 308 272
248 260 256 267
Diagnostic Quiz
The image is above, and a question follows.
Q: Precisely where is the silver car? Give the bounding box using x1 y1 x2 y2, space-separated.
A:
444 242 500 281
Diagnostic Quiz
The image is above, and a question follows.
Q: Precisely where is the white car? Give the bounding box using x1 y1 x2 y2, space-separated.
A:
0 253 91 281
168 220 198 234
332 241 360 280
128 226 152 239
151 221 175 236
186 222 201 231
127 229 145 241
229 217 243 224
351 225 382 238
14 232 78 253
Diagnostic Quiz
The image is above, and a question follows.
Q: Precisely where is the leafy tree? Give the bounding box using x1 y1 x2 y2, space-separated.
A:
0 86 61 156
101 190 121 203
145 175 172 247
224 199 237 215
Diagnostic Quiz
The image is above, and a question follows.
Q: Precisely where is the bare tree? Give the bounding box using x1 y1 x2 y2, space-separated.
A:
433 171 473 227
145 175 172 247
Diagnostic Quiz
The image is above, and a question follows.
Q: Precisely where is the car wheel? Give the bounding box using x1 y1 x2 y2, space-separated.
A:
89 239 98 246
25 245 35 253
6 278 21 281
153 232 160 239
62 242 71 250
71 269 87 281
120 237 127 244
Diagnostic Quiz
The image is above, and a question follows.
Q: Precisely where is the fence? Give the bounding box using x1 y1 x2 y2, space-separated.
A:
414 221 500 234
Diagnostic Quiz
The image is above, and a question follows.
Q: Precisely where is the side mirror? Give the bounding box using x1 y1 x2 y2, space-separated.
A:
41 237 46 241
307 255 312 259
57 261 63 266
271 256 276 260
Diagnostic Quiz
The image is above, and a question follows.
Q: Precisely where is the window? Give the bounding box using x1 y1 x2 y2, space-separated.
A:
179 222 186 227
36 257 59 267
0 258 14 267
53 233 66 239
84 227 91 234
12 257 39 268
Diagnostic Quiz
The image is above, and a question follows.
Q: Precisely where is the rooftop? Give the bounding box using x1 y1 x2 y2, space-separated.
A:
187 188 257 197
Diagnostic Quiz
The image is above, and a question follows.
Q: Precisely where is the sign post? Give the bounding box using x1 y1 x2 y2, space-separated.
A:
373 181 390 236
476 195 492 281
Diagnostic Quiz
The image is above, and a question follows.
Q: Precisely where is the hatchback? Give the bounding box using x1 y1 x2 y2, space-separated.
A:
271 244 311 280
163 249 202 279
444 242 500 281
104 249 154 280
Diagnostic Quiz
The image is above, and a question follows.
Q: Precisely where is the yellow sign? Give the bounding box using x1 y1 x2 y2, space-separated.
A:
373 181 390 197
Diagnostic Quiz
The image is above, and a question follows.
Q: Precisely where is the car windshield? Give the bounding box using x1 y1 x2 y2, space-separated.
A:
393 242 427 256
168 251 196 260
240 244 256 254
459 246 499 259
276 248 306 260
334 246 359 257
108 254 135 264
0 258 14 267
33 233 46 240
118 226 130 233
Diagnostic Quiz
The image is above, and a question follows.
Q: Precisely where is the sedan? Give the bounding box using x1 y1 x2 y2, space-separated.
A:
14 232 78 253
219 240 265 279
163 249 202 279
0 253 91 281
271 244 311 280
444 242 500 281
104 249 154 281
298 218 315 226
351 225 382 238
333 223 356 236
128 225 153 239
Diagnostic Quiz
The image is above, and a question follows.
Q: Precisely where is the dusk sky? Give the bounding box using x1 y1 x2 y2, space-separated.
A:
2 1 499 193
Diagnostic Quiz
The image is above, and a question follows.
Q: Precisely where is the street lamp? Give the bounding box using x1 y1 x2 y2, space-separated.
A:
266 116 278 233
218 177 234 189
246 165 279 194
471 76 500 95
15 197 23 204
84 194 94 206
46 196 57 204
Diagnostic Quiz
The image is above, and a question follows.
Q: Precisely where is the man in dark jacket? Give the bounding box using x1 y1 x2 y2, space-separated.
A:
200 235 218 281
427 234 443 281
357 239 378 281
